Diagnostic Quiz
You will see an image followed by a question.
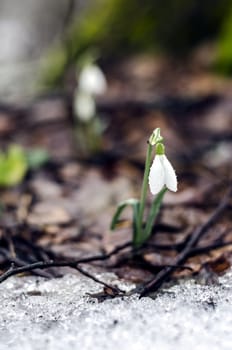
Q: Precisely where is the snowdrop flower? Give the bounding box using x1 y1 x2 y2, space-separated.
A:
78 64 107 95
74 90 96 122
149 143 177 195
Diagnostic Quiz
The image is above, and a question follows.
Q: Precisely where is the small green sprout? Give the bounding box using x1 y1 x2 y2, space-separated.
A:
0 145 27 187
111 128 177 247
0 145 49 187
26 148 50 170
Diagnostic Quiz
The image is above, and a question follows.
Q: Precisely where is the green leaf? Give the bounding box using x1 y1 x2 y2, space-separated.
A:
110 198 139 230
131 200 140 246
26 149 50 170
0 145 28 187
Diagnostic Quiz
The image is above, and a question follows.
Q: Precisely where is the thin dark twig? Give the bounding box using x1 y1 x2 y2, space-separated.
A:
13 235 56 261
74 265 124 293
0 241 131 285
155 264 193 271
0 247 54 278
136 259 194 272
142 238 190 252
139 227 232 256
187 241 232 257
139 186 232 298
0 260 124 293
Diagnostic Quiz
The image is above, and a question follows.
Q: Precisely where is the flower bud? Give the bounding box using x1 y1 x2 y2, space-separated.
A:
149 128 163 146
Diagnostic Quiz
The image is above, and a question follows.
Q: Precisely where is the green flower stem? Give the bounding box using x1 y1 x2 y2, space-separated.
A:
132 200 140 245
110 128 171 249
136 143 153 238
143 187 167 243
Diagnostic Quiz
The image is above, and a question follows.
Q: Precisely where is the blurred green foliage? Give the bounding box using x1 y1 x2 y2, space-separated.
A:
42 0 232 87
26 148 50 170
215 7 232 74
0 146 49 188
0 145 27 187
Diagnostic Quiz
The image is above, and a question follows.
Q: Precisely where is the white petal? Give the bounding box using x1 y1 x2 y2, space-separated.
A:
148 155 165 195
79 65 107 95
162 155 178 192
74 91 96 121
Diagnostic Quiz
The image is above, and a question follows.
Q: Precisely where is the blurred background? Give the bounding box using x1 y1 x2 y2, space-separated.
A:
0 0 232 268
1 0 232 100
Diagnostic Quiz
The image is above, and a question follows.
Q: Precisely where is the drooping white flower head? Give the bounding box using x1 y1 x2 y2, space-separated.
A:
74 90 96 122
149 143 177 195
78 64 107 96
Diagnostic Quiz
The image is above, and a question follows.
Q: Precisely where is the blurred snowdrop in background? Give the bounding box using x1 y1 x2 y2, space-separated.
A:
73 60 108 157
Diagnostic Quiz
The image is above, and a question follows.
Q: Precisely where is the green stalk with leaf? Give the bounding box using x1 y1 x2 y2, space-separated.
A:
111 128 177 247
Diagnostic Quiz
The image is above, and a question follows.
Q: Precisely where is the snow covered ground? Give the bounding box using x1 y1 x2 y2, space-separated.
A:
0 269 232 350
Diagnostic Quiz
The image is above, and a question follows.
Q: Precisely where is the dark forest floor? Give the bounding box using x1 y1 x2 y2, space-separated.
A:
0 54 232 297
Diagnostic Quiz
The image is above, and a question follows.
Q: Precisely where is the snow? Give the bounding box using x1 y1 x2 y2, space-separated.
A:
0 270 232 350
